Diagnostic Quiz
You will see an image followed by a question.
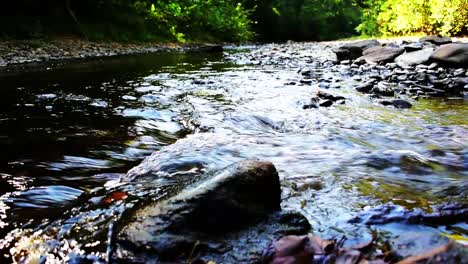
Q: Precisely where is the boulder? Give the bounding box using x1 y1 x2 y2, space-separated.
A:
395 48 434 68
430 43 468 67
118 160 281 257
362 46 405 64
333 39 380 61
420 36 452 45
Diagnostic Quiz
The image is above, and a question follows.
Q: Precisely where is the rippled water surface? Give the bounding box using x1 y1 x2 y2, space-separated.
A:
0 44 466 262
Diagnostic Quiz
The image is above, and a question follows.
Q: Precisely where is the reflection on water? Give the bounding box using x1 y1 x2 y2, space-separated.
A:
0 46 466 261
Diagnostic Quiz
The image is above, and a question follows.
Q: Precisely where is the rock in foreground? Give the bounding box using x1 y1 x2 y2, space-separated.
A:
118 160 281 259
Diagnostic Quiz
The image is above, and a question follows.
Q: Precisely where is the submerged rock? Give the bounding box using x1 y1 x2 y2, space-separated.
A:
262 233 467 264
379 99 413 109
118 160 281 258
333 39 380 61
430 43 468 67
304 90 346 109
350 203 468 226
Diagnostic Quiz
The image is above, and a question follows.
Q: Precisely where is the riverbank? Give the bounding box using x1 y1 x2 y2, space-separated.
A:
1 36 467 71
0 38 224 72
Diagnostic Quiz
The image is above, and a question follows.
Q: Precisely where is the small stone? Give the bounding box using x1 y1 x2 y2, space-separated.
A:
380 99 413 109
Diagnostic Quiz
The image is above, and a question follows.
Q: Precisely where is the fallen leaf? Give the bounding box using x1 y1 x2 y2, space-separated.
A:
102 191 128 204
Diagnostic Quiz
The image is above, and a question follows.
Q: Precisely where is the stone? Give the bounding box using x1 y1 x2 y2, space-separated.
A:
380 99 413 109
118 160 281 256
395 48 434 68
371 82 395 96
420 36 452 45
362 46 405 64
306 91 346 108
402 42 424 52
430 43 468 67
333 39 380 61
189 44 224 53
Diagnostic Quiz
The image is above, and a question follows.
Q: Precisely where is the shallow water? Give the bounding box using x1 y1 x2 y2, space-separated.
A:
0 44 466 262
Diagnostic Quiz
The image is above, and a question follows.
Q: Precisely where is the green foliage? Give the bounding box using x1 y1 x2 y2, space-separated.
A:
357 0 468 36
147 0 253 42
0 0 252 42
1 0 466 42
251 0 362 41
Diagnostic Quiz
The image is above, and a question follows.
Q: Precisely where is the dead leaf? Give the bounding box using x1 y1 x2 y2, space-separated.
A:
102 191 128 204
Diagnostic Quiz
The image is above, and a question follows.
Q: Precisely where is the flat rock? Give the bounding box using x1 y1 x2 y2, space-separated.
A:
333 39 380 61
363 46 405 64
395 48 434 68
118 160 281 257
420 36 452 45
430 43 468 67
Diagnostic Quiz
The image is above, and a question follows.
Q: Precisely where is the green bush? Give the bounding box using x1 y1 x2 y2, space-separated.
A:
357 0 468 36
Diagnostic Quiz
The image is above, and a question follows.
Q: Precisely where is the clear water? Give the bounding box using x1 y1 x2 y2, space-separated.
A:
0 44 466 262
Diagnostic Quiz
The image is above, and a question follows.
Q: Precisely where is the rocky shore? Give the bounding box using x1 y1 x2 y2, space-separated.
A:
330 36 468 107
0 38 223 70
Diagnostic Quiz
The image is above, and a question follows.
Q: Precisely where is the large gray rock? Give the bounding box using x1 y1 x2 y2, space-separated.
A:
118 160 281 257
430 43 468 67
395 48 434 68
333 39 380 61
362 46 405 64
420 36 452 45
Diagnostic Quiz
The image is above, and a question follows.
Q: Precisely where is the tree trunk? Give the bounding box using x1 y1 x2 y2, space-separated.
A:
65 0 86 38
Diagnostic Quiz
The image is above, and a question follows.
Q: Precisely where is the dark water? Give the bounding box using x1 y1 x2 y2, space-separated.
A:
0 44 466 262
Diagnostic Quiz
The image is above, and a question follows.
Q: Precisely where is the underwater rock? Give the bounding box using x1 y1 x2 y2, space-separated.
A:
379 99 413 109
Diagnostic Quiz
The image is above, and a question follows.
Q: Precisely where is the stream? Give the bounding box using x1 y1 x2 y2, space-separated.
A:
0 43 466 263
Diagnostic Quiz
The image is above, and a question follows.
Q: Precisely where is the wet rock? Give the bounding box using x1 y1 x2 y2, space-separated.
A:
371 82 395 96
305 90 346 108
420 36 452 45
355 81 377 93
363 46 405 64
118 160 281 257
333 39 380 61
189 44 224 53
395 48 434 68
430 43 468 67
262 233 466 264
350 203 468 226
379 99 413 109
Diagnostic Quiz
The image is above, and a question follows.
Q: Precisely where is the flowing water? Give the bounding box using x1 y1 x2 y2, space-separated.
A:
0 43 466 262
